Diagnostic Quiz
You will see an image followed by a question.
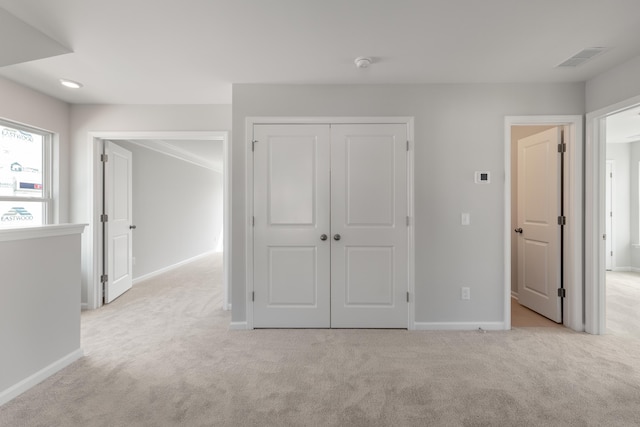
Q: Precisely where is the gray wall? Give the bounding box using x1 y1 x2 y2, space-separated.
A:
0 229 83 403
231 83 585 324
630 142 640 269
606 143 631 269
586 54 640 112
112 141 223 280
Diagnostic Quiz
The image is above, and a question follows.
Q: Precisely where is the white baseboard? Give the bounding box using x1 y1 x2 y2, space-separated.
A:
511 292 518 300
133 251 215 285
229 321 248 330
414 321 506 331
81 302 89 311
223 303 232 311
630 267 640 273
0 348 83 406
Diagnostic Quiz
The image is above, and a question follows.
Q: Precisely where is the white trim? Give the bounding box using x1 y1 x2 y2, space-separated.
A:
414 322 505 331
612 267 632 272
245 117 415 330
511 291 519 300
0 223 86 242
86 131 230 310
132 251 216 285
229 321 248 330
504 116 583 332
585 93 640 335
0 349 83 406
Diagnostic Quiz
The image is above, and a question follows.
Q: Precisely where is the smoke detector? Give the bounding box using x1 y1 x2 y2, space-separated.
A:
354 56 372 68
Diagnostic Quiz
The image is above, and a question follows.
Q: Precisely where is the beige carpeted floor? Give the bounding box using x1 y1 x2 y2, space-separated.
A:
2 254 640 426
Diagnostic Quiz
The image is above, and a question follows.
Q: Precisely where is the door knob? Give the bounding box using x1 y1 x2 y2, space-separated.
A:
514 228 523 234
320 234 327 241
130 225 137 230
333 234 341 241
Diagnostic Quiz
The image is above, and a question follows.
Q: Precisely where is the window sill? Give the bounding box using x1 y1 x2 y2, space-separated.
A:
0 224 86 242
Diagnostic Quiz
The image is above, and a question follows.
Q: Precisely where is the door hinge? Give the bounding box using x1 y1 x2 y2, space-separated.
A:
406 216 410 226
101 154 108 162
100 214 108 222
557 143 567 153
603 234 607 240
557 288 566 298
100 274 108 283
252 140 257 152
252 216 255 226
558 216 566 225
406 291 410 303
406 140 410 151
610 211 613 218
252 291 255 302
611 251 613 256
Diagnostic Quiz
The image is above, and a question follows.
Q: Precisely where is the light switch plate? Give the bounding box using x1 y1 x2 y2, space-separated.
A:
461 212 470 225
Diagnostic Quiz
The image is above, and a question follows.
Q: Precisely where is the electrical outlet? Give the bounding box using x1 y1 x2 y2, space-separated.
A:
461 287 470 300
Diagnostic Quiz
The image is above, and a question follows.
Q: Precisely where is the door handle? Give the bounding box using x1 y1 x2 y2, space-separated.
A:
130 225 137 230
514 227 523 234
320 234 327 241
333 234 341 241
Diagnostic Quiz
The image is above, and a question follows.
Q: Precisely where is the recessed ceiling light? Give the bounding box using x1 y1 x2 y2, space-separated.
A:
59 78 83 89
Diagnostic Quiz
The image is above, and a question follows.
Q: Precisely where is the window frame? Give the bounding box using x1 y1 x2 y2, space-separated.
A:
0 118 53 227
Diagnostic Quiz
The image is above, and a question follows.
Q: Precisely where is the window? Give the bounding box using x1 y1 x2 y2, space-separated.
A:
0 120 52 228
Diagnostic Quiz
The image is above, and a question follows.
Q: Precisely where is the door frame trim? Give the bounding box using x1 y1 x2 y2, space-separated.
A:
85 131 230 310
585 94 640 334
504 116 583 331
245 117 415 330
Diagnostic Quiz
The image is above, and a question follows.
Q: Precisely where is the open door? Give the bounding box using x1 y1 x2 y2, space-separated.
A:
516 127 563 323
103 141 134 303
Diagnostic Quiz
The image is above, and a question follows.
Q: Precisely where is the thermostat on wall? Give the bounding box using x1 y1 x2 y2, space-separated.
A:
475 171 490 184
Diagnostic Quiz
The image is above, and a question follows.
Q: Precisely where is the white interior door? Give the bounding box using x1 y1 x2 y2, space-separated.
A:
516 127 562 323
605 161 613 271
252 125 331 327
330 124 408 328
104 141 133 303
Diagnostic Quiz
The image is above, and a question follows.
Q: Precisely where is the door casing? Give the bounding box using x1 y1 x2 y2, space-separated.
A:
85 131 230 310
504 116 583 332
245 117 415 330
586 93 640 334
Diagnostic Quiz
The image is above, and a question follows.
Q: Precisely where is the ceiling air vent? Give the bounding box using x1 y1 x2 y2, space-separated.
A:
556 47 607 67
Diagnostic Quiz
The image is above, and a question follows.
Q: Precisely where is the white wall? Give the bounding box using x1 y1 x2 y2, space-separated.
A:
0 76 70 224
112 140 223 279
586 54 640 113
69 104 231 305
606 143 631 269
231 83 585 325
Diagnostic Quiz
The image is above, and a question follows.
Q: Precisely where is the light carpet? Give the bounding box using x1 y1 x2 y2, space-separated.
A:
2 254 640 426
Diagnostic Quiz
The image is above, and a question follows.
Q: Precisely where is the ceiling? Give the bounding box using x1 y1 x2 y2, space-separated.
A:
1 0 640 105
607 106 640 144
123 139 224 171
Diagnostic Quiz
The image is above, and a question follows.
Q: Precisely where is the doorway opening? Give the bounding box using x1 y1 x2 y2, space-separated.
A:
504 116 583 332
83 131 231 311
590 103 640 335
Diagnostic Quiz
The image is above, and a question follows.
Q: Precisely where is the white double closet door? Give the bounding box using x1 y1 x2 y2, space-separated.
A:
253 123 408 328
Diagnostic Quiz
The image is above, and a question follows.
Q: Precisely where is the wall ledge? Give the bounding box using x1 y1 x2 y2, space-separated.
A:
0 224 86 242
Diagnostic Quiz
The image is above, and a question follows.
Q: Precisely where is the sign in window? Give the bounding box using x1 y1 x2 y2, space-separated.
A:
0 121 51 228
